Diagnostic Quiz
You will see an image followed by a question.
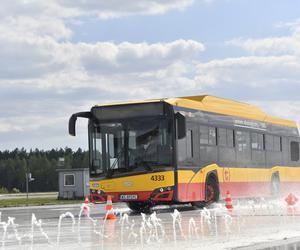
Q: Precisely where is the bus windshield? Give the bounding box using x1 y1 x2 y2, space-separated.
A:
90 117 172 176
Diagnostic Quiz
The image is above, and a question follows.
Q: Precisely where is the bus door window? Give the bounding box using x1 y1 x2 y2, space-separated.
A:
157 120 172 165
105 127 125 170
178 123 195 165
178 134 187 163
128 131 138 167
187 130 193 158
291 141 300 162
92 129 103 174
91 123 125 173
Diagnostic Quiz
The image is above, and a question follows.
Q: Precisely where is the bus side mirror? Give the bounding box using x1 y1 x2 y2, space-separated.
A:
69 114 77 136
175 112 186 139
68 112 92 136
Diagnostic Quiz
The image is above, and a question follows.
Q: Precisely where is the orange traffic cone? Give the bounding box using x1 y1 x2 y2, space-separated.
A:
84 195 90 204
285 193 298 216
225 191 233 212
83 195 90 217
104 195 117 220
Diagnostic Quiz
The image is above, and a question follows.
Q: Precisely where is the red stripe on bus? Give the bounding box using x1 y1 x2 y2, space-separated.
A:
92 181 300 203
178 181 300 202
280 182 300 195
220 182 271 198
177 183 205 202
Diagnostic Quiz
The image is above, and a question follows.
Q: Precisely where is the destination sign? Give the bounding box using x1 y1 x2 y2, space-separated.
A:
234 119 267 131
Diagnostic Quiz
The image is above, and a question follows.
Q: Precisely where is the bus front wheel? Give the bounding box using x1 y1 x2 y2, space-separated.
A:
192 176 219 208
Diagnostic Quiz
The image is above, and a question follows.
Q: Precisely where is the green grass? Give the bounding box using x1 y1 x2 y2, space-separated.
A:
0 198 83 208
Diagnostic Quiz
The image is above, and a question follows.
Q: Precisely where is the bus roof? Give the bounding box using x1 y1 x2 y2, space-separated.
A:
95 95 297 129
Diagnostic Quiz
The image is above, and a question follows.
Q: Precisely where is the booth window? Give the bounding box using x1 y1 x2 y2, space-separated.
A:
64 174 75 186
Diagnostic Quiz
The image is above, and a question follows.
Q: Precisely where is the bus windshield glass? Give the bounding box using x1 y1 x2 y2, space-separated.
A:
90 117 172 176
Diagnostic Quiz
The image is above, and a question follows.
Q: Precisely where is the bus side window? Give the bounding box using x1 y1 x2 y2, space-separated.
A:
217 128 234 147
251 133 264 150
200 126 216 145
227 129 234 147
236 130 250 152
200 125 209 144
265 134 274 151
291 141 299 161
218 128 227 146
209 127 217 145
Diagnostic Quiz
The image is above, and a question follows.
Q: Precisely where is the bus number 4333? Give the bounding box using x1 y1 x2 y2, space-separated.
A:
151 175 165 181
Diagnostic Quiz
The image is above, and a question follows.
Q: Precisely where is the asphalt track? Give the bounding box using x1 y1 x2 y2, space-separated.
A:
1 199 300 250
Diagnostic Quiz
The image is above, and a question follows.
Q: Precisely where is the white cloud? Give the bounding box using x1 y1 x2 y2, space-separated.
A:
2 0 300 150
0 1 205 150
0 0 208 149
0 0 195 21
195 21 300 88
228 37 300 56
2 16 72 40
0 0 205 85
195 55 300 87
0 1 204 82
227 22 300 56
78 39 204 75
59 0 195 19
253 101 300 129
190 21 300 135
0 38 204 86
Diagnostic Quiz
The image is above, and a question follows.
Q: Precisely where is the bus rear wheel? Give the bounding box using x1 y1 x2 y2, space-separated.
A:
192 176 219 208
127 201 152 213
271 175 280 197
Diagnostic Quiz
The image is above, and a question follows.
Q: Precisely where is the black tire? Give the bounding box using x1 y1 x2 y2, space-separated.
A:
271 175 280 197
192 201 206 209
205 176 219 204
127 201 152 214
192 176 219 208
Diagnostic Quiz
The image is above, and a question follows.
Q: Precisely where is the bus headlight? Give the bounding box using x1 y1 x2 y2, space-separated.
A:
151 186 174 201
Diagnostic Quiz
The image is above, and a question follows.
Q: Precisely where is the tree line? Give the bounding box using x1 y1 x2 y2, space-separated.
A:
0 148 88 193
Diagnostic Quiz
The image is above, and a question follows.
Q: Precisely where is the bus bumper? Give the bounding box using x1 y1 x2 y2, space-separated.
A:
90 186 174 203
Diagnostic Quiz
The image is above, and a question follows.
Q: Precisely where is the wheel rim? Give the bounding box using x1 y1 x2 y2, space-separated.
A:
206 184 215 202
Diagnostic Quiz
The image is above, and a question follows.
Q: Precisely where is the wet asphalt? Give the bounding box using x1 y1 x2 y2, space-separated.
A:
1 199 300 250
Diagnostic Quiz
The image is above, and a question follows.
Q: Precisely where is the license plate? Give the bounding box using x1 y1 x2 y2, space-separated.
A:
119 194 138 200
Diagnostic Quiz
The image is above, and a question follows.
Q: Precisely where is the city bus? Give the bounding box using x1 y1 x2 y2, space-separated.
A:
69 95 300 212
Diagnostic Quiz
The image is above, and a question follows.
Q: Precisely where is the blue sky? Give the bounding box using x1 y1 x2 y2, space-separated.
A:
70 1 299 44
1 0 300 150
68 0 300 64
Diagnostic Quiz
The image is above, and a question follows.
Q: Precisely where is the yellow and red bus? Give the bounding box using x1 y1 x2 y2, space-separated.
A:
69 95 300 212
